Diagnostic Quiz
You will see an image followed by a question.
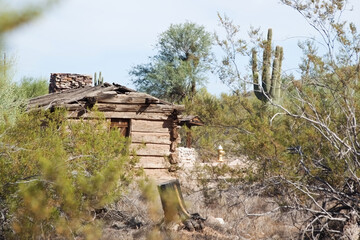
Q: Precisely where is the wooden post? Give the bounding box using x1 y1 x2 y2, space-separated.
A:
158 179 190 223
186 125 192 148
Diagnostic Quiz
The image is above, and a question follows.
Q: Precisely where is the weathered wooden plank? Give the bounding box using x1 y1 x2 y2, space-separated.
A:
131 120 171 133
28 85 119 109
98 93 160 104
95 103 184 113
131 132 171 145
130 143 170 156
136 156 169 169
61 103 89 111
125 92 173 104
67 111 171 120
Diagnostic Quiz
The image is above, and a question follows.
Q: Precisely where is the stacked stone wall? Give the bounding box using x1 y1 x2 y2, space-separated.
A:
49 73 92 93
177 147 198 166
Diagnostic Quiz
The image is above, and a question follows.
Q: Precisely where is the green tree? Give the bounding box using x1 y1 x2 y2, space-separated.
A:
17 76 48 99
130 22 213 103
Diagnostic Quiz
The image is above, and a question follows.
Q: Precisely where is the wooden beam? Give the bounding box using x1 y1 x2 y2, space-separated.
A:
131 132 171 145
130 143 170 156
28 85 119 109
131 120 171 133
97 93 160 104
95 103 184 113
67 111 171 120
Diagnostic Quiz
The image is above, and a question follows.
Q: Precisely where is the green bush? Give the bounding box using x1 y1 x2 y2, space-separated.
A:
17 77 49 99
0 110 138 239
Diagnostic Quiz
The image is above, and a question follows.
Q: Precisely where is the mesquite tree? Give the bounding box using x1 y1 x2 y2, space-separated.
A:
266 1 360 238
130 22 212 103
212 1 360 239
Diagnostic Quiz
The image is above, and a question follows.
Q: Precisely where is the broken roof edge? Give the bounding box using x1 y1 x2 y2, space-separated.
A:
28 82 184 111
179 115 204 126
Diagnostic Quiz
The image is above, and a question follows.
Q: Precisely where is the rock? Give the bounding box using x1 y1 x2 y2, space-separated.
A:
215 218 225 225
126 216 143 229
111 221 126 230
184 219 195 232
206 216 226 230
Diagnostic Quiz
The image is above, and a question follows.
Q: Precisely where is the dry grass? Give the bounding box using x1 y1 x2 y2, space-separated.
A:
183 187 302 240
100 172 307 240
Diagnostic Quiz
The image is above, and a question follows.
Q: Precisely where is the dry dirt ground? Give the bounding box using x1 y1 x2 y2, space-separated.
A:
100 165 307 240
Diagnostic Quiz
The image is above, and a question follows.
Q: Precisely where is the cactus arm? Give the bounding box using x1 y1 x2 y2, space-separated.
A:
270 54 279 99
276 47 283 99
252 48 259 85
251 28 283 102
93 71 104 86
252 48 267 102
99 71 103 85
262 28 272 94
270 46 281 99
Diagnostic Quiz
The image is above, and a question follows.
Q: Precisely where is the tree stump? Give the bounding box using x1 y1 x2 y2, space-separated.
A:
158 179 190 223
158 179 205 231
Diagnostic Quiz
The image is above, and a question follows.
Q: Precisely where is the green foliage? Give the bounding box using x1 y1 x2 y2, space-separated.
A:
0 60 48 125
130 22 213 103
214 13 249 93
0 0 57 125
93 71 104 86
17 76 48 99
0 110 138 239
208 1 360 238
182 89 265 160
0 54 24 125
0 2 138 238
0 0 57 35
251 28 283 102
215 16 287 100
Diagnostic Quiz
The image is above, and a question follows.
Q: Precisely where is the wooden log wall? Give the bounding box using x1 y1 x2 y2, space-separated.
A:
65 92 183 170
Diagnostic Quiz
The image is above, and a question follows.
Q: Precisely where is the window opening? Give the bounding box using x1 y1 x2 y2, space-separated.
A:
110 119 130 137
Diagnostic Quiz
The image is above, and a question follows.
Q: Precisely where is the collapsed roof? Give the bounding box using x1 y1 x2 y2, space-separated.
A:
28 83 184 114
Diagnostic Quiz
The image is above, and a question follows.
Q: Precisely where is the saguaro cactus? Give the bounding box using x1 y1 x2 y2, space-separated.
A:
93 71 104 86
252 29 283 102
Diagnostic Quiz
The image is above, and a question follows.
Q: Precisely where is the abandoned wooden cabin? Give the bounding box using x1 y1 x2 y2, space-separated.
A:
28 73 186 178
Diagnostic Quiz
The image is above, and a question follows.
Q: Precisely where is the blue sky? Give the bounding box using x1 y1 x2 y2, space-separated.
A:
5 0 360 95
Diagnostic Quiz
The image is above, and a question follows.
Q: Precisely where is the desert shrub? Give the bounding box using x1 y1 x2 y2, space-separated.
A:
17 77 49 99
0 110 138 239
